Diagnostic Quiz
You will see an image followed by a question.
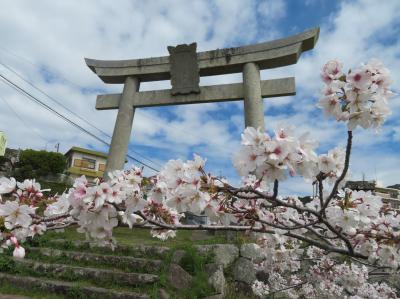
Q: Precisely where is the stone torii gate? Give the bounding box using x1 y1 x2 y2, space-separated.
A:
85 27 319 176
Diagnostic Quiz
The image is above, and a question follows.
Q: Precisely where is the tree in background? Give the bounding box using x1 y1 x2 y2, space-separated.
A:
14 149 66 180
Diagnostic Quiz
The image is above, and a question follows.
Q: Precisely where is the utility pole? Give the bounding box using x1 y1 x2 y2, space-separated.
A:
55 142 60 153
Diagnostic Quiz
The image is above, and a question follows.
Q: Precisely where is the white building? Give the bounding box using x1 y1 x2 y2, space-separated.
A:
64 147 108 182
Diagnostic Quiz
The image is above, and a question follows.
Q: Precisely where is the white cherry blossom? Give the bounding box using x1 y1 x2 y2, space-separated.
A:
0 177 16 194
0 201 36 229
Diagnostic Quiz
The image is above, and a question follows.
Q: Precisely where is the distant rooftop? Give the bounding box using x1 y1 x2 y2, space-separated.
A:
388 184 400 190
345 180 376 191
64 146 108 159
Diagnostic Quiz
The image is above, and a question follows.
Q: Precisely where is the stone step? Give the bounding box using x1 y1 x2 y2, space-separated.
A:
42 239 170 257
0 295 31 299
28 247 163 273
0 273 148 299
15 259 159 287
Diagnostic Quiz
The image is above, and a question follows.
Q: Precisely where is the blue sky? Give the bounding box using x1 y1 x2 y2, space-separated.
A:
0 0 398 195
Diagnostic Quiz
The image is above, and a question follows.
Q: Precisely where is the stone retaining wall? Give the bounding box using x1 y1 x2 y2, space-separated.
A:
195 243 264 298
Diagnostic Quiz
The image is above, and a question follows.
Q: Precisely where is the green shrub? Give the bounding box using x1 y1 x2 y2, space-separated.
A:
15 149 66 180
179 247 210 275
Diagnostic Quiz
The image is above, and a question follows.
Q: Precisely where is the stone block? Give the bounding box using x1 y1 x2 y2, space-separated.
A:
240 243 265 263
168 263 192 290
194 244 239 268
233 257 256 285
205 263 226 295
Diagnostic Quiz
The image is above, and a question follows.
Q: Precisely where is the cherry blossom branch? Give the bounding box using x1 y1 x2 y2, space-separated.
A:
32 213 71 224
213 178 358 255
322 130 353 211
46 221 77 230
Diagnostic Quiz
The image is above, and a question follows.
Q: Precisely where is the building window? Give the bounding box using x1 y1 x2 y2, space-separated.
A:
81 157 96 170
98 163 106 172
73 159 82 167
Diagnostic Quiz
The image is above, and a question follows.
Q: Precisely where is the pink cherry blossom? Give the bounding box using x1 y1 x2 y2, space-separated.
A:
321 59 343 84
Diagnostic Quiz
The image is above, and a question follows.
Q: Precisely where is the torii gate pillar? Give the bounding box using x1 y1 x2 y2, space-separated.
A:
243 62 265 130
106 76 139 176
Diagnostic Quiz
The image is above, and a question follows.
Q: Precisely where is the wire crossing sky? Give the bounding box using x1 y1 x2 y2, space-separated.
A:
0 61 162 169
0 73 160 173
0 0 398 194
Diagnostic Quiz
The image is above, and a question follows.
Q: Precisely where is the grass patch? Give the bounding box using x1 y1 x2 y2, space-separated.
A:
30 226 230 247
38 180 71 196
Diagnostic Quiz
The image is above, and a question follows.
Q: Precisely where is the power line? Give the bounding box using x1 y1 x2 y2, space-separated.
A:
0 74 159 172
0 74 160 173
0 61 162 168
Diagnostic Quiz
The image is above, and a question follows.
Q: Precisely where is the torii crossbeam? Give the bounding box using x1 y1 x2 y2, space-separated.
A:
85 27 319 177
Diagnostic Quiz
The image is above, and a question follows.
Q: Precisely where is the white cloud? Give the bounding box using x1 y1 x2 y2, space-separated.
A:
257 0 286 20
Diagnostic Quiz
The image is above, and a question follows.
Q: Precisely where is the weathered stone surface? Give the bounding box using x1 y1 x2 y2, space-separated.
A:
15 259 158 287
216 245 239 266
85 27 319 83
240 243 265 263
0 295 31 299
167 263 192 290
243 62 264 129
205 263 226 295
104 76 139 176
96 78 295 110
0 273 148 299
233 257 257 285
168 43 200 95
171 249 186 264
159 288 170 299
29 247 162 272
195 244 239 268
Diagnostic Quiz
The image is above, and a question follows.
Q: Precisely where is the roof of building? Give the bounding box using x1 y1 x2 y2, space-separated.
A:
64 146 108 159
345 180 376 191
375 186 400 194
388 184 400 190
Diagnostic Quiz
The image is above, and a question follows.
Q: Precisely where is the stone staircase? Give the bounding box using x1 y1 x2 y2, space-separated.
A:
0 239 171 299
